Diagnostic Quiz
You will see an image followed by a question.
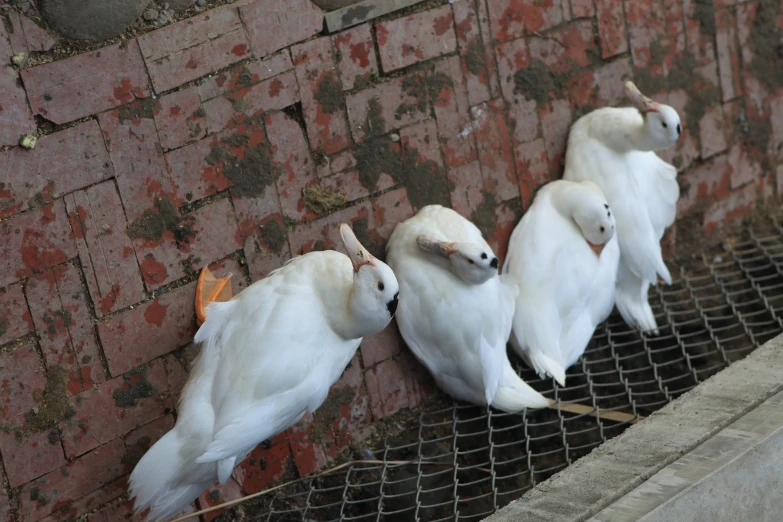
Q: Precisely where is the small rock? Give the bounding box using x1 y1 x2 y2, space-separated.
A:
155 14 167 26
20 134 37 149
163 2 170 8
713 255 723 264
32 407 39 414
390 133 400 142
41 0 153 41
19 1 31 13
11 52 26 67
168 0 197 10
196 0 205 5
143 8 158 20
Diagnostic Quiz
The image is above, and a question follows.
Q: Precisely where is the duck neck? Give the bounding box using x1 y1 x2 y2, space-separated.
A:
597 109 657 153
336 287 386 340
550 185 583 225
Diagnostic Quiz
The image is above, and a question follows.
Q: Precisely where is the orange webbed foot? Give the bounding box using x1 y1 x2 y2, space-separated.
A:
195 267 233 326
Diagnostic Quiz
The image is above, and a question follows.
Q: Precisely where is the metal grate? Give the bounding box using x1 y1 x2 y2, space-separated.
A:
216 217 783 522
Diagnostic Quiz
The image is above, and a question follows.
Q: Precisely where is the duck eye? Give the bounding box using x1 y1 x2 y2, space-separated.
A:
600 226 605 233
662 122 668 128
677 124 681 134
468 259 474 264
377 281 384 291
480 253 487 259
604 204 609 209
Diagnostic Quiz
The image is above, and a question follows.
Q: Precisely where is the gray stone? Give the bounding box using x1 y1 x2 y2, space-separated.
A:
41 0 152 41
310 0 363 11
196 0 206 6
167 0 196 11
142 9 158 21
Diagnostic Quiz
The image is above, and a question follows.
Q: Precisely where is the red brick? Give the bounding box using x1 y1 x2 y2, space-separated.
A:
125 414 175 451
360 321 403 368
332 23 378 91
288 201 373 256
60 359 171 458
0 201 75 288
596 0 627 58
97 103 176 223
475 0 502 97
728 143 762 190
376 5 457 73
494 37 539 145
666 89 700 172
65 183 145 317
26 263 106 394
330 149 358 174
85 497 136 522
0 344 67 488
571 0 595 17
232 433 291 495
321 169 392 203
515 138 550 207
345 73 430 142
529 20 595 74
433 56 477 168
541 98 573 176
777 165 783 199
161 353 190 407
0 281 34 345
683 0 716 66
475 99 519 202
452 0 492 106
98 283 196 376
19 13 58 52
485 199 522 264
699 104 727 159
239 0 324 59
703 183 757 234
292 37 352 155
372 187 415 243
197 50 294 101
266 110 318 223
677 155 731 217
137 6 250 93
20 439 125 520
241 214 292 282
4 11 27 56
0 120 112 220
286 411 328 476
0 468 11 522
772 94 783 160
132 197 241 290
154 87 206 151
198 477 246 521
567 58 632 112
0 61 36 146
735 3 756 70
448 160 485 217
22 41 149 124
715 9 742 101
329 354 372 455
487 0 564 42
399 120 453 209
365 357 412 419
39 476 128 522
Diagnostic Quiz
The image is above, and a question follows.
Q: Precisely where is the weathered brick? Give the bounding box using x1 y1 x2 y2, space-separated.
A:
85 497 137 522
595 0 627 58
65 182 145 317
22 41 149 124
239 0 324 59
328 354 372 455
771 93 783 160
292 37 352 155
540 98 573 176
0 61 36 146
371 187 415 244
399 120 453 210
449 159 486 217
198 477 246 521
682 0 717 66
728 143 762 190
452 0 491 106
320 169 389 204
515 138 550 208
26 262 106 394
485 199 523 264
0 344 67 488
197 50 294 101
39 476 128 522
4 11 27 56
332 23 378 91
242 213 292 282
0 120 112 219
137 5 250 92
0 281 34 345
719 32 748 87
19 439 126 521
567 58 633 112
703 182 757 234
360 321 403 368
487 0 564 42
677 155 730 217
60 359 172 458
528 20 595 74
376 5 457 72
131 197 241 290
288 201 373 256
97 282 197 376
364 357 412 419
345 73 430 142
232 433 291 495
266 110 318 223
474 99 519 202
475 0 501 97
18 13 58 52
666 89 700 172
125 414 175 452
0 469 11 522
495 37 539 145
162 352 190 407
433 56 477 168
0 200 75 288
154 87 207 151
330 149 358 174
699 104 727 159
98 103 176 223
286 411 328 476
572 0 595 18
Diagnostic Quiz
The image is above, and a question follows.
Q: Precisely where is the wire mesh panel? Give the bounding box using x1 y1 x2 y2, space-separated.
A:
217 218 783 522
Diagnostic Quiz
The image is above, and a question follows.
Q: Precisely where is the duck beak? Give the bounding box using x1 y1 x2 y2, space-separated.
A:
340 223 375 272
624 80 660 114
588 241 605 257
416 236 456 258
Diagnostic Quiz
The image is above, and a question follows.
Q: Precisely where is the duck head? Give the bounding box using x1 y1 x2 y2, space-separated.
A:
340 224 400 335
625 81 681 150
416 236 499 285
570 182 616 257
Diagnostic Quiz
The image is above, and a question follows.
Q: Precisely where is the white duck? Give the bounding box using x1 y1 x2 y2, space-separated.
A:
503 180 620 386
386 205 549 412
129 225 399 522
562 81 680 334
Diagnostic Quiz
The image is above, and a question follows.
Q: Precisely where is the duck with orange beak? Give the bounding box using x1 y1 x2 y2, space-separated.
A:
502 180 620 386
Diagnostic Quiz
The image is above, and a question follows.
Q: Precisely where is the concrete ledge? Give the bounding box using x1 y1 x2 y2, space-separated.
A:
483 334 783 522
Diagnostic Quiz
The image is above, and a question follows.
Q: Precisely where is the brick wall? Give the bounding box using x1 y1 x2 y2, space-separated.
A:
0 0 781 519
